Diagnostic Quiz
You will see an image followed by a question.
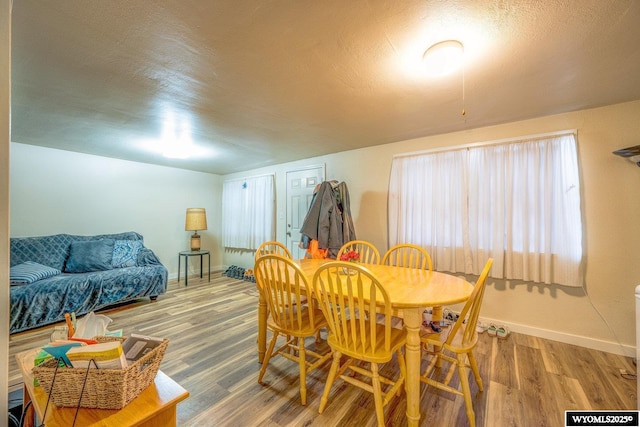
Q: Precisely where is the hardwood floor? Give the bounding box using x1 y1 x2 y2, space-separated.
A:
9 272 638 426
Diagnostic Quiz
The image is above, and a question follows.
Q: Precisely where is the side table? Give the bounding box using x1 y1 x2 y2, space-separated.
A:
178 250 211 287
16 348 189 427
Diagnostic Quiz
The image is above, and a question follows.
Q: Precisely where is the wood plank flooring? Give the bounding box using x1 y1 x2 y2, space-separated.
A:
8 272 638 426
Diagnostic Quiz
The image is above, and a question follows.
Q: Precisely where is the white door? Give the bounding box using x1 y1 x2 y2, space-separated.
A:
286 166 325 259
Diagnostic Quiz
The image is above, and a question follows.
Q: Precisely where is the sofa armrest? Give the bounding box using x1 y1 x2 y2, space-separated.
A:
137 248 162 266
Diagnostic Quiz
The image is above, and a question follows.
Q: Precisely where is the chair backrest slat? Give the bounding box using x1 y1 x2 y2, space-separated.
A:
255 241 292 262
255 254 316 332
446 259 493 347
337 240 381 264
382 243 432 271
313 261 392 355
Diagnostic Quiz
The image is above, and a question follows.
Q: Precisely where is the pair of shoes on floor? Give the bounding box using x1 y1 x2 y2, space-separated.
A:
476 321 489 334
487 323 510 339
443 308 458 322
421 320 442 334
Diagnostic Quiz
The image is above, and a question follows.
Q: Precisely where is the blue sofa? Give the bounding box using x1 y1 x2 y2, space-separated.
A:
9 231 167 334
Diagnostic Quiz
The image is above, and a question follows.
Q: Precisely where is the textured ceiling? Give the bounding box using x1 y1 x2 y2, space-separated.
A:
10 0 640 174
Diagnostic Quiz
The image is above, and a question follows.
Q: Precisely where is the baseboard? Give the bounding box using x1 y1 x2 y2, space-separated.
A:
168 265 226 281
480 316 635 358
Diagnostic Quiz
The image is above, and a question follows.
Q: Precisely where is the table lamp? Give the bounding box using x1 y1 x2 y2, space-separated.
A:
185 208 207 251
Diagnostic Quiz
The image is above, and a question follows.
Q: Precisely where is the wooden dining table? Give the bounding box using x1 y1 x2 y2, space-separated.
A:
256 258 474 427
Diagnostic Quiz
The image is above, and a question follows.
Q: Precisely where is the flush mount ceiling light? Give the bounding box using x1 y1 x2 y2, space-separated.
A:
423 39 466 116
422 39 464 77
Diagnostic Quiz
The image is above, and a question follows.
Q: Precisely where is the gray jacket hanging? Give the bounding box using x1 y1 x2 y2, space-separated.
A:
300 180 356 259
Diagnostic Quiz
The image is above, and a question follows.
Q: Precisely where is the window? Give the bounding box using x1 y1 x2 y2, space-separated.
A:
388 132 583 287
222 174 275 250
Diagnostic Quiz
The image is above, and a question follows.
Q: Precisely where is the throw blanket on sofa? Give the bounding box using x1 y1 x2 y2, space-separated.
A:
10 231 168 334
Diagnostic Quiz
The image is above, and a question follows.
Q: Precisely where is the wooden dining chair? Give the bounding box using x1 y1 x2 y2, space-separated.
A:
312 261 407 427
254 240 309 305
254 254 331 405
254 241 292 261
336 240 380 264
381 243 433 327
382 243 432 271
254 241 316 342
419 258 493 427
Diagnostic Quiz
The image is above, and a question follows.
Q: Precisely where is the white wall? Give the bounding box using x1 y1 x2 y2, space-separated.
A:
223 100 640 356
10 143 223 277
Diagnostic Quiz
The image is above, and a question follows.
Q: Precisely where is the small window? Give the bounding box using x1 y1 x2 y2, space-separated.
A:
222 174 275 250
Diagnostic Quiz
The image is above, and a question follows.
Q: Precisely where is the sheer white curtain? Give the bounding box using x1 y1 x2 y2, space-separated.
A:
388 149 469 273
389 133 583 287
222 174 275 250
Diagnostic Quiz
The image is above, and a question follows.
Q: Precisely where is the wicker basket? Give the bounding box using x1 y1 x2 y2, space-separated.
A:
32 336 169 409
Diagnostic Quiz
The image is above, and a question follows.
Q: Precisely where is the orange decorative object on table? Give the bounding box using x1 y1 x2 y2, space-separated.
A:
305 239 328 259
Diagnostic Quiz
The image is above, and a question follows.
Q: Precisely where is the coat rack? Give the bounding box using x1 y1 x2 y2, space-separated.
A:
613 145 640 167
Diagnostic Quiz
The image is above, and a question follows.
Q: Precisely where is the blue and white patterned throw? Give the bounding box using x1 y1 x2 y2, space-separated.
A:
10 261 62 285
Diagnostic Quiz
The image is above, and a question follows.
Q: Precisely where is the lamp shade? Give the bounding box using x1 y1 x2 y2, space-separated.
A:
185 208 207 231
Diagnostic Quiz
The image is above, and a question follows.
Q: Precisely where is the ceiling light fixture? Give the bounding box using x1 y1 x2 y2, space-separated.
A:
422 39 464 77
160 109 194 159
423 39 466 116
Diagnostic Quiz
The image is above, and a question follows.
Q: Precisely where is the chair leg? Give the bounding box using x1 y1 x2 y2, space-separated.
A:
319 351 341 413
395 349 407 397
467 351 483 391
371 362 385 427
421 349 440 380
299 342 307 405
457 354 476 427
258 331 279 383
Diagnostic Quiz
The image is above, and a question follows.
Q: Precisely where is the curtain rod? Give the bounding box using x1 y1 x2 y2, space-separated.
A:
393 129 578 159
223 173 275 184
